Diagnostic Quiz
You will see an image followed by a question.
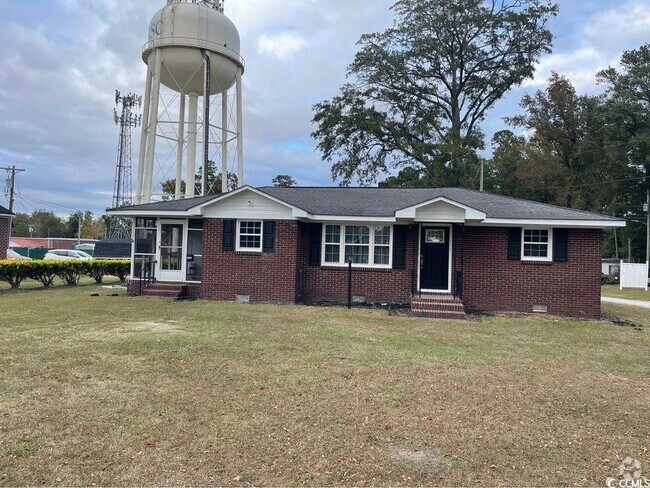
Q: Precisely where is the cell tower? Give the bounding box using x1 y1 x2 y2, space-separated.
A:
109 90 142 239
135 0 245 204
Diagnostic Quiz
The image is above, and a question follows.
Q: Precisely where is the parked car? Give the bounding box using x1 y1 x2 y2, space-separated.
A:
6 249 32 260
44 249 93 261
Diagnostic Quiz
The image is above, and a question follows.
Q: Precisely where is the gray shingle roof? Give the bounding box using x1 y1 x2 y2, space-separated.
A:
111 186 620 222
111 194 216 212
0 204 13 216
258 187 620 221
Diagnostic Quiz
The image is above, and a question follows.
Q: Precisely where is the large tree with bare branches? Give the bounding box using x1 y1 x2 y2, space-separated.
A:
312 0 558 187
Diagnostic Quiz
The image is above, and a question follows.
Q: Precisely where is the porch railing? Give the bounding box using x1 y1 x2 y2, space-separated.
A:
137 257 157 296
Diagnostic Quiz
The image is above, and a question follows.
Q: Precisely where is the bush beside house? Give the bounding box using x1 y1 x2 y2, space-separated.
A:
0 260 130 290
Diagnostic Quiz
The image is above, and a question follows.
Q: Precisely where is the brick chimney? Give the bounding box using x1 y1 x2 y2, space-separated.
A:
378 181 389 188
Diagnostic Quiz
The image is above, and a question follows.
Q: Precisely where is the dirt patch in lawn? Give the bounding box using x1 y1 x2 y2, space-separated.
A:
389 447 454 470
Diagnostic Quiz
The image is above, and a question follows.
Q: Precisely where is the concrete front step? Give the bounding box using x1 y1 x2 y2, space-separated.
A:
411 301 466 311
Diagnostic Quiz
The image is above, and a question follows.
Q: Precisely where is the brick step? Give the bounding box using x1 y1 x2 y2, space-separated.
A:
141 289 182 298
411 301 466 311
412 309 468 320
413 293 457 302
147 283 186 291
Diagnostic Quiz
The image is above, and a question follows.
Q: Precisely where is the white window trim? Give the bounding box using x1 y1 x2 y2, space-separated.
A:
321 224 393 269
236 219 263 252
521 227 553 262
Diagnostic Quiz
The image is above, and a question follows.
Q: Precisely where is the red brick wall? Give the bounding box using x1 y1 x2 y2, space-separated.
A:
201 219 299 303
151 219 603 319
461 227 602 318
296 223 414 304
0 217 10 259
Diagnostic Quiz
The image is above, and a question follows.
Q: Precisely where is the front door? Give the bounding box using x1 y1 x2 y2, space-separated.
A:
420 226 451 291
158 220 185 282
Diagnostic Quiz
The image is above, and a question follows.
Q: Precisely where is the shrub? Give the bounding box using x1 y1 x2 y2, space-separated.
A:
0 260 34 289
0 259 132 290
102 260 130 283
32 261 62 287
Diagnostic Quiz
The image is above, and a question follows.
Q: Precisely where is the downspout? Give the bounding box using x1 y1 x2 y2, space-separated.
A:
201 49 211 196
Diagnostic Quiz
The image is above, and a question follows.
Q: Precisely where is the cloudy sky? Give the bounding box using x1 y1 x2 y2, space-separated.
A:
0 0 649 215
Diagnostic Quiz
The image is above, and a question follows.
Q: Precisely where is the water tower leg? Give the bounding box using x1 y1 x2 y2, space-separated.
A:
143 48 162 203
222 90 228 194
175 93 186 200
186 92 199 198
136 66 153 204
236 67 244 187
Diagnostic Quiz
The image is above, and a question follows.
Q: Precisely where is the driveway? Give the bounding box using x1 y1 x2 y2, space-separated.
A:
602 296 650 309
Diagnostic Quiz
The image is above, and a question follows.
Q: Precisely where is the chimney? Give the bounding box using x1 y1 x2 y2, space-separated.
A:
378 181 389 188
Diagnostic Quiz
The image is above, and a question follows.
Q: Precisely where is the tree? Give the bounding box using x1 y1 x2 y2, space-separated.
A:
496 72 610 209
162 160 238 198
66 211 106 240
272 175 297 188
312 0 558 187
598 44 650 262
11 210 68 238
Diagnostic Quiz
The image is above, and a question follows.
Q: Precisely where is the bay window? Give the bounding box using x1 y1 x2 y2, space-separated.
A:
323 224 392 267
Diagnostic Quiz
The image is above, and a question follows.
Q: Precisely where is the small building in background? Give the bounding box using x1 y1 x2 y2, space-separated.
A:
602 258 620 276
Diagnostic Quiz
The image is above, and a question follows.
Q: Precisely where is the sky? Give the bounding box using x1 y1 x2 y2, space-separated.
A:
0 0 649 216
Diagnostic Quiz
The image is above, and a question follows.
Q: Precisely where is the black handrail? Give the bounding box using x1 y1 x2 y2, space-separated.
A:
137 257 156 295
454 270 463 300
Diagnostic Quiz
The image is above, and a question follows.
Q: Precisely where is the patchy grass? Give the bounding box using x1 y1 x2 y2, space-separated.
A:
602 284 650 301
0 286 648 486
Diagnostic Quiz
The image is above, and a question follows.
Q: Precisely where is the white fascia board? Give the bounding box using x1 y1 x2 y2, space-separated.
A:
471 218 627 229
0 214 13 218
308 215 397 223
394 196 487 220
106 210 199 217
193 186 309 217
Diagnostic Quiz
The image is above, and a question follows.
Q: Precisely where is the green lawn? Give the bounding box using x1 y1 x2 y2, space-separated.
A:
602 284 650 301
0 285 648 486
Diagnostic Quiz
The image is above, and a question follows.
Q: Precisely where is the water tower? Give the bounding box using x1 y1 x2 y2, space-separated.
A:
135 0 245 204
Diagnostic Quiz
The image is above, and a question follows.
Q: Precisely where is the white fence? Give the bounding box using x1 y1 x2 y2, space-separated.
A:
620 261 649 290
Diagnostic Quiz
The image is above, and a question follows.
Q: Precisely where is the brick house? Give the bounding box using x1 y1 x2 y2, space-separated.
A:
108 186 625 319
0 205 13 260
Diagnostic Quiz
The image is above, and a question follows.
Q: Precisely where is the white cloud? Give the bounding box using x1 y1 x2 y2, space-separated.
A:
257 31 309 60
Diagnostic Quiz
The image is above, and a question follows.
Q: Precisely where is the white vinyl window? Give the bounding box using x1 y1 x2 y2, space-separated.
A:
322 224 392 268
522 228 553 261
237 220 262 251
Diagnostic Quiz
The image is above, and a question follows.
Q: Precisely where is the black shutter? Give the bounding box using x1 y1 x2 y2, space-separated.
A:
553 229 569 263
308 223 322 266
222 219 236 251
393 225 407 269
263 221 276 252
507 228 522 261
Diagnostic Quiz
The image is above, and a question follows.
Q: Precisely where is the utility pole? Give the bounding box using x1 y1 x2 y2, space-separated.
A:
2 165 26 213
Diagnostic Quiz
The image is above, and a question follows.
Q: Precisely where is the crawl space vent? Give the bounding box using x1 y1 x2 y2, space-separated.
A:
532 304 548 313
236 295 251 304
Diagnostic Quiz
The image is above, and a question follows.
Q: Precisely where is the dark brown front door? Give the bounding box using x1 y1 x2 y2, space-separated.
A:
420 227 450 290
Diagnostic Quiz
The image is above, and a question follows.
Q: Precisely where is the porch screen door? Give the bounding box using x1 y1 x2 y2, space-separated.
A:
158 221 185 282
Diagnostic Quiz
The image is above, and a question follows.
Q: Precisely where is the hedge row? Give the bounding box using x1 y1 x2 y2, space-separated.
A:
0 260 131 289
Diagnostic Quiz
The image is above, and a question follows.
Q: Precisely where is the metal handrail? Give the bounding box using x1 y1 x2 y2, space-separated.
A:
137 257 157 295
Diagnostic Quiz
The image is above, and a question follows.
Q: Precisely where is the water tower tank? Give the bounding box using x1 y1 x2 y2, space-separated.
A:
143 0 244 94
